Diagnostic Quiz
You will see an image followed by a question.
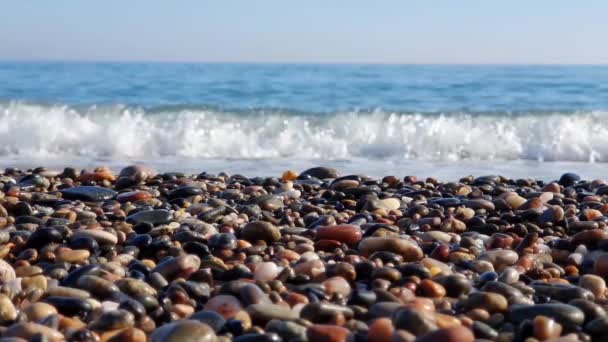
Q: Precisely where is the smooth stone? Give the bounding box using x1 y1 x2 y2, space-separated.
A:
0 294 17 323
306 324 350 342
370 302 404 319
21 274 47 291
530 283 594 302
254 262 279 282
539 206 565 225
153 254 201 280
3 323 64 342
569 299 606 322
23 302 58 321
60 186 117 201
316 225 363 247
368 317 395 342
323 276 352 297
593 253 608 278
203 295 243 320
249 194 284 211
462 292 508 313
116 278 158 297
149 320 217 342
0 259 16 282
117 191 153 203
533 315 563 341
477 249 519 269
100 327 146 342
25 227 63 249
572 230 608 248
464 199 495 211
119 165 157 182
239 283 271 307
71 229 118 246
300 167 338 179
241 221 281 243
419 231 452 243
392 307 437 335
266 320 307 341
47 286 91 299
508 304 585 328
56 248 90 264
168 186 204 199
498 267 520 284
208 233 237 250
358 237 423 261
126 209 172 226
43 296 93 317
299 302 354 322
579 274 606 299
559 173 580 186
246 303 298 324
89 309 135 331
472 321 498 340
504 193 527 209
435 274 471 297
190 310 226 332
414 327 475 342
585 317 608 336
75 275 120 300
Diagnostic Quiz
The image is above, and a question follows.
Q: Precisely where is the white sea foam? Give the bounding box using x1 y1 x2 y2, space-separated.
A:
1 102 607 163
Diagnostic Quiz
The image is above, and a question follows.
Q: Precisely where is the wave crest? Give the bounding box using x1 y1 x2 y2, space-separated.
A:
1 102 607 162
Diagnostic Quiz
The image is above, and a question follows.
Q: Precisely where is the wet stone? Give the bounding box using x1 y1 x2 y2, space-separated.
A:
60 186 117 201
126 209 173 226
149 320 217 342
508 304 585 328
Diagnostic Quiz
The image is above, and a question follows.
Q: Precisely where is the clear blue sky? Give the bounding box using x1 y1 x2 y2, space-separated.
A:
1 0 607 64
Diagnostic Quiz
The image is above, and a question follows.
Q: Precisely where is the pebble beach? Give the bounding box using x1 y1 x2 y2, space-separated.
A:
0 165 606 341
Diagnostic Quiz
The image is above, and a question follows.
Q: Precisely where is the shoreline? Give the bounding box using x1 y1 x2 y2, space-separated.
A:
0 164 605 341
2 157 608 181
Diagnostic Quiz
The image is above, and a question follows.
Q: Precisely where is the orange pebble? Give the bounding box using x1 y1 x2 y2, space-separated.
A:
368 318 394 342
282 170 298 181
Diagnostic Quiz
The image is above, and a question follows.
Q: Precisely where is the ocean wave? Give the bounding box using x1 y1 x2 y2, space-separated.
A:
1 101 607 162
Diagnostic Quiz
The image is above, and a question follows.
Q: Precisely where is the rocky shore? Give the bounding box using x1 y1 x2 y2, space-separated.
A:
0 165 606 341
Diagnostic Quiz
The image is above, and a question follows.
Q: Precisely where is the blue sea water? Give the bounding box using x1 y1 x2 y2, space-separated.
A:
1 62 608 179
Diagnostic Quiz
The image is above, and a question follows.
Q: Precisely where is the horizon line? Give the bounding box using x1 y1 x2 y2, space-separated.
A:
1 58 607 66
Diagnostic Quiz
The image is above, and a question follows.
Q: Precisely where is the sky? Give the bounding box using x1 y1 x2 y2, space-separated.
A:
1 0 607 64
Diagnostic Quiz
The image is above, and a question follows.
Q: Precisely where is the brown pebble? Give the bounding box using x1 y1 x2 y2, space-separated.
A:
307 324 350 342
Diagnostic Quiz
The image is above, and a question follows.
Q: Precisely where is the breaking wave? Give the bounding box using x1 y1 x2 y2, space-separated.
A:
1 101 607 163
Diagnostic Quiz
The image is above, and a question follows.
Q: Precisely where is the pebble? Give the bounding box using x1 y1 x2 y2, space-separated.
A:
508 303 585 328
253 262 279 282
241 221 281 243
22 302 58 321
316 224 363 247
414 327 475 342
392 307 438 335
579 274 606 299
246 303 298 324
0 295 17 323
126 209 173 226
60 185 117 201
0 166 604 341
307 324 350 342
149 320 217 342
323 276 352 296
0 259 16 282
159 253 201 274
72 229 118 246
533 315 563 341
4 322 64 342
359 237 423 261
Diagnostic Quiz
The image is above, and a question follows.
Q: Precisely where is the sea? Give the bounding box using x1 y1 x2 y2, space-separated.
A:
1 62 608 180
